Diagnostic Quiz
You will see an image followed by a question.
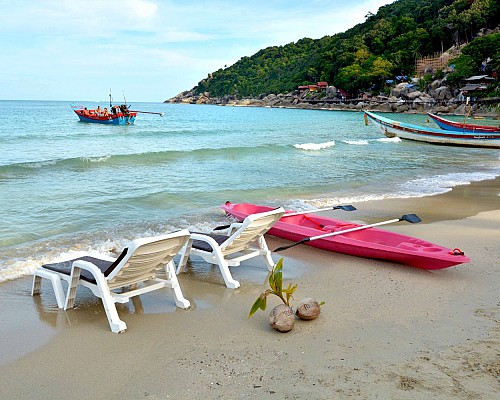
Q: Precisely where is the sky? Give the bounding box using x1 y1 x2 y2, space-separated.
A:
0 0 395 102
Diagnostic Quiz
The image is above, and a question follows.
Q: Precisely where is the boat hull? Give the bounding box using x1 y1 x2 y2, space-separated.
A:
427 112 500 133
365 111 500 148
73 109 136 125
222 202 470 270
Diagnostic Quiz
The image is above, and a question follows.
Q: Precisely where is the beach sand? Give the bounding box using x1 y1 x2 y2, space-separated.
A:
1 178 499 399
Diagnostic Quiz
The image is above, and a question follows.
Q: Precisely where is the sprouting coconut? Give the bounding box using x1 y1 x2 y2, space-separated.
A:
269 304 295 332
295 298 321 320
249 258 298 332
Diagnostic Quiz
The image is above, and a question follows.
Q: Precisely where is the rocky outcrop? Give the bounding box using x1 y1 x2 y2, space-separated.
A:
165 82 499 116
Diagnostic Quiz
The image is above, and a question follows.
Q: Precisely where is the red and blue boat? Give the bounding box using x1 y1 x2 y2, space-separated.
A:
427 112 500 134
222 202 470 270
72 104 137 125
365 111 500 148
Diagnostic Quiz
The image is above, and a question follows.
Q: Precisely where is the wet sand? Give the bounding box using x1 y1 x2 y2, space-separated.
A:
0 178 499 399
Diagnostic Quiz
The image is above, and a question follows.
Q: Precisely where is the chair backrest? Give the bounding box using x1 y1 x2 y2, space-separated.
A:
220 208 285 255
106 229 191 289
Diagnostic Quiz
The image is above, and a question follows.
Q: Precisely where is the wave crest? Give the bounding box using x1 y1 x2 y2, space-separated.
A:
294 141 335 150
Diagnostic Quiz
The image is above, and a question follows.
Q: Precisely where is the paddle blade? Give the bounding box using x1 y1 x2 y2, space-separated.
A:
213 224 231 231
400 214 421 224
335 205 356 211
274 238 309 252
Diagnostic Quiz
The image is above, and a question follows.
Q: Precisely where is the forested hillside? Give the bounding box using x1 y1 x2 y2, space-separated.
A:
191 0 499 98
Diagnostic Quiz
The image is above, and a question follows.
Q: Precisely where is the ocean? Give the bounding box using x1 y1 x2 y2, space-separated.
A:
1 100 499 282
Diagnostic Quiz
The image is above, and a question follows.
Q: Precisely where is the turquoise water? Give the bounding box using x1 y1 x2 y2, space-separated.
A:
1 100 499 281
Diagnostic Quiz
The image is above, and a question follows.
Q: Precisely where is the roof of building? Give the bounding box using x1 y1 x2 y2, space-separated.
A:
460 83 488 91
464 75 494 82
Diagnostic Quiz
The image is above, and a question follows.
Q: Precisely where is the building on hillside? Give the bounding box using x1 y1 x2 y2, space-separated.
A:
298 82 329 93
459 75 494 93
337 88 351 100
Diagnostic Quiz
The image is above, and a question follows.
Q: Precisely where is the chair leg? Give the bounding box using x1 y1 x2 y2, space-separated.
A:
31 275 42 295
64 266 81 310
32 269 66 309
164 261 190 309
176 239 193 274
91 273 127 333
258 236 276 271
99 286 127 333
212 248 240 289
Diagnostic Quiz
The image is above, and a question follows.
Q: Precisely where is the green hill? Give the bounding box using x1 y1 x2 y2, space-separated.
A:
190 0 499 98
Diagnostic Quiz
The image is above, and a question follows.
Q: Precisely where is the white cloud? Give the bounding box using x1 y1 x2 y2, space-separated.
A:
0 0 396 101
126 0 158 19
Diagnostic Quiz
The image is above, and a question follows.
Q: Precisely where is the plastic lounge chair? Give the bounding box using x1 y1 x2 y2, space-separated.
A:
176 208 285 289
31 230 191 333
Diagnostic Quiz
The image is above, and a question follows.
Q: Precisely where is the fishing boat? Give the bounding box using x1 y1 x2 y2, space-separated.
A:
426 112 500 133
222 202 470 270
72 104 137 125
364 111 500 148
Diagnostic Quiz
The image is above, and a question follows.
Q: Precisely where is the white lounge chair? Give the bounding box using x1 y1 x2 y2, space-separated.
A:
31 230 191 333
176 208 285 289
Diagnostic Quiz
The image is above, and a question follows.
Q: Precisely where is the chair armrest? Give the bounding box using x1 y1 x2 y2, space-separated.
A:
72 259 106 275
189 233 223 250
223 222 243 236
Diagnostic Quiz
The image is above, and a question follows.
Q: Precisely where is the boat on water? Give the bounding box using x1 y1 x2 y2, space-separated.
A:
222 202 470 270
72 104 137 125
364 111 500 148
426 112 500 133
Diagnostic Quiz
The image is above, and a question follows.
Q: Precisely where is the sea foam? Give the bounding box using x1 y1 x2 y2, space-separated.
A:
294 141 335 150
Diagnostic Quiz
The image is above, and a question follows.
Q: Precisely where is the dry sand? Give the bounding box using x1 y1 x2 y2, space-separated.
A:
0 178 499 399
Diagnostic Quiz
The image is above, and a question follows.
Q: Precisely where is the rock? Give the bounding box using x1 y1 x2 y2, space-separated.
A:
407 91 423 101
295 298 321 321
430 79 442 90
355 102 368 109
435 86 452 101
325 86 337 98
434 105 451 113
269 304 295 332
371 103 392 112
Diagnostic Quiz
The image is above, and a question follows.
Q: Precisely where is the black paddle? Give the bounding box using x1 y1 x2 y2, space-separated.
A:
274 214 422 252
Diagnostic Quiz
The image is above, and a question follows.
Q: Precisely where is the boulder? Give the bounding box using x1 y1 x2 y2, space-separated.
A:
325 86 337 98
396 104 410 112
407 91 424 100
371 103 392 112
430 79 442 90
434 86 453 101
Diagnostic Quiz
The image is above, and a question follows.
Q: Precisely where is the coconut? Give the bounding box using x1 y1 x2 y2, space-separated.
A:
295 298 321 320
269 304 295 332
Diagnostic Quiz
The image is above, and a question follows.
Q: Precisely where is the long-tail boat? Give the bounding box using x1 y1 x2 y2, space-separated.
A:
365 111 500 148
72 104 137 125
426 112 499 133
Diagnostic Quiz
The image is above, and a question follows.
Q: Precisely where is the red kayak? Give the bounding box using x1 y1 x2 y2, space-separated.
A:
222 202 470 270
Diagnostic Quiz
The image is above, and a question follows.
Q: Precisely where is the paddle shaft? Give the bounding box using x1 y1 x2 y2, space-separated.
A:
304 218 401 242
274 218 403 252
283 207 344 217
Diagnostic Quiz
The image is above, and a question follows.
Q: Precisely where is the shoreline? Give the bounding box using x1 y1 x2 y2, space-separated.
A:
1 178 499 398
166 94 500 118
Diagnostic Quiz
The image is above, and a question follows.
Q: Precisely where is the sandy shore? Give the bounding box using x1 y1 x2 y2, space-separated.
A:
1 178 499 399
